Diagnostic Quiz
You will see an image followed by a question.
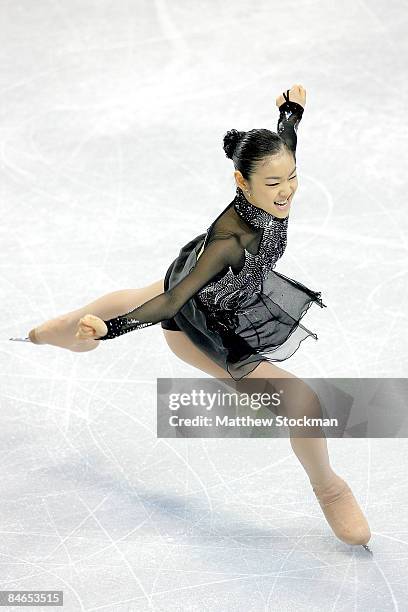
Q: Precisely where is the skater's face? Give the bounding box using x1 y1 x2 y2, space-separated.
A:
236 149 298 218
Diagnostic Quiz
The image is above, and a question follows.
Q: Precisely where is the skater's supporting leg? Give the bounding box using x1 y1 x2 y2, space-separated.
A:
29 279 164 352
162 329 371 546
243 363 337 487
164 328 334 484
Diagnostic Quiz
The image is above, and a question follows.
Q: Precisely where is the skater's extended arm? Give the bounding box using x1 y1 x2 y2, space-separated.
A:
97 235 243 340
277 99 304 154
275 85 305 154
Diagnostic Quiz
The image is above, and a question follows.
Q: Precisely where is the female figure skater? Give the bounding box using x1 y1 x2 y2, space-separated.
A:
13 84 372 552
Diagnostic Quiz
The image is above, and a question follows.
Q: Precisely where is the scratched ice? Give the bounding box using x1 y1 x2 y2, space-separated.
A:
2 0 408 610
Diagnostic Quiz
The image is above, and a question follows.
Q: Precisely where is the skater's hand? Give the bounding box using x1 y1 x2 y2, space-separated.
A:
276 84 306 109
75 314 108 340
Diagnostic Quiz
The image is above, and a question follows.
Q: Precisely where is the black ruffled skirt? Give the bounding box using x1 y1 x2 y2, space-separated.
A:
161 232 327 381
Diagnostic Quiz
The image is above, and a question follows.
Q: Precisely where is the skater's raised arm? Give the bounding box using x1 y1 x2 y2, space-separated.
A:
93 235 243 340
275 84 306 154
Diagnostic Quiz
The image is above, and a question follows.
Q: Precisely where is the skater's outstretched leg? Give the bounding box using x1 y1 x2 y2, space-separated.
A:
28 279 164 352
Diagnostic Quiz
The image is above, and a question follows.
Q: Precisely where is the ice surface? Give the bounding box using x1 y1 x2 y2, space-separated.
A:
1 0 408 609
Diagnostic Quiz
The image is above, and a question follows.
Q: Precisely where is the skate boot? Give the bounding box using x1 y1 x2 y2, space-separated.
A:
9 329 43 344
28 328 43 344
312 473 372 552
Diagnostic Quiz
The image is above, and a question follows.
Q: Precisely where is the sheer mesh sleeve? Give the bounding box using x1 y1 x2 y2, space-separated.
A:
97 235 243 340
277 99 304 153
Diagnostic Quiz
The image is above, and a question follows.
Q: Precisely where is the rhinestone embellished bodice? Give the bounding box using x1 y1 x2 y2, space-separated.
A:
196 187 288 312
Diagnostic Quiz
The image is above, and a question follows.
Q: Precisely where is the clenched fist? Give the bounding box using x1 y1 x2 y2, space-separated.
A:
276 84 306 109
75 314 108 340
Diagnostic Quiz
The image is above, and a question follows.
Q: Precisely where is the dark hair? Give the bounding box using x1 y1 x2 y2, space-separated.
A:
223 128 293 181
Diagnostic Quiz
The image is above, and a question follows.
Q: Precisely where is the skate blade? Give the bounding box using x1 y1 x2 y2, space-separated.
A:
9 337 32 342
361 544 373 555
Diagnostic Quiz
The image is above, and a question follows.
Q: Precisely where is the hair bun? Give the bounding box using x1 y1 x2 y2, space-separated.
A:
223 129 245 159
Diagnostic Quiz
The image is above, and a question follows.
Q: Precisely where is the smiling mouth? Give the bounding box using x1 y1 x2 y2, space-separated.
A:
274 194 292 209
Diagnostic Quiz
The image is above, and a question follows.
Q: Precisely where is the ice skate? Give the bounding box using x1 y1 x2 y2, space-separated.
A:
9 328 44 344
10 320 103 351
27 328 44 344
312 473 372 552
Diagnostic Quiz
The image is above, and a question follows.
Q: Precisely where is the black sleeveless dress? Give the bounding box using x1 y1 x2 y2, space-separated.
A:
97 98 327 381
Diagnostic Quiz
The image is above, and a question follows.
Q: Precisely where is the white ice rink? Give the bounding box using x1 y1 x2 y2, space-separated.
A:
2 0 408 610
